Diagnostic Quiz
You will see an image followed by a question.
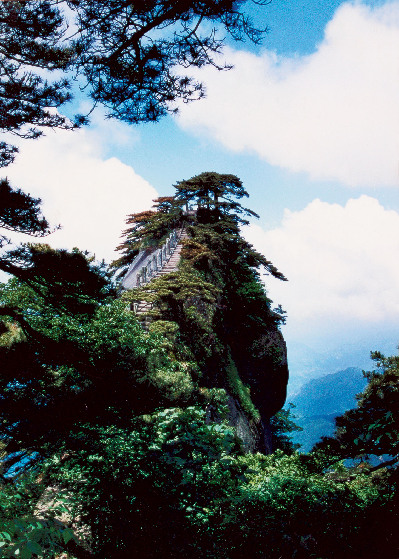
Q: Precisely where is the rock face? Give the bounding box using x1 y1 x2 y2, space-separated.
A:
251 328 289 419
228 326 289 453
227 396 264 453
205 393 265 453
234 328 288 417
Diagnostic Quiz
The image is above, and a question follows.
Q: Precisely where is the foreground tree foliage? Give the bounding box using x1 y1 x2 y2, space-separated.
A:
0 0 73 169
335 351 398 462
1 0 268 141
69 0 266 123
1 282 398 556
314 351 399 465
0 1 75 282
1 386 396 558
312 350 399 558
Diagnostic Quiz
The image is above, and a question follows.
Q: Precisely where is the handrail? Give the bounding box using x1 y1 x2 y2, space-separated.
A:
122 227 184 290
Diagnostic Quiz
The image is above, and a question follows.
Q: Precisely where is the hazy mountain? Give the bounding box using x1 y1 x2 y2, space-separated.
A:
289 367 368 452
286 335 398 396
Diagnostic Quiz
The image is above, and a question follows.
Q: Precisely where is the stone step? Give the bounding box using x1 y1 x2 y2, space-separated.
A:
135 302 152 313
132 228 189 325
155 267 177 273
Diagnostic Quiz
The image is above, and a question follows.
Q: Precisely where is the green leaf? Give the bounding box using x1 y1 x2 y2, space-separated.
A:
19 545 33 559
62 529 74 544
27 541 42 555
0 532 12 541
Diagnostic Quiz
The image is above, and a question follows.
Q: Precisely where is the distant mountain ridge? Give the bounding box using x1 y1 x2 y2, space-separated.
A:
290 367 368 452
286 336 398 395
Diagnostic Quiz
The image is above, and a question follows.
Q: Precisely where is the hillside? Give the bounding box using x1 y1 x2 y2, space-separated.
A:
290 367 368 451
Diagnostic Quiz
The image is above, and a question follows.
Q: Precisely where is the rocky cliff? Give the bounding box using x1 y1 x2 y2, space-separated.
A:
117 173 289 453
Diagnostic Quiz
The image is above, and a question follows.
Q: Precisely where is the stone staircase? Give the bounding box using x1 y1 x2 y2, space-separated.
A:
133 229 189 326
150 230 189 279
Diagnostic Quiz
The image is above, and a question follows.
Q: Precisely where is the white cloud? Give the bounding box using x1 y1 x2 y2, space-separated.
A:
177 1 399 187
4 121 158 264
244 196 399 345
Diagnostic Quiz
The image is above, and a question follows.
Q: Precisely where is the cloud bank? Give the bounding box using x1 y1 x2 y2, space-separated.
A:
4 121 157 264
244 196 399 346
177 1 399 187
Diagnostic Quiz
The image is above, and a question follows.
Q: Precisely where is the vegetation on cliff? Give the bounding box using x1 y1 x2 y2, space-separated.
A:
116 172 288 421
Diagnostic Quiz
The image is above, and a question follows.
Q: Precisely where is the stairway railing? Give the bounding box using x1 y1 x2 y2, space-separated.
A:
122 227 184 290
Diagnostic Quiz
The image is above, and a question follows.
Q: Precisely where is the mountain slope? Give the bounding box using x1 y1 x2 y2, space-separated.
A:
290 367 368 451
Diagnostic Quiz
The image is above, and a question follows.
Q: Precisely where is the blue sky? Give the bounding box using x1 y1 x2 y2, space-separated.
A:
5 0 399 385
